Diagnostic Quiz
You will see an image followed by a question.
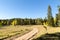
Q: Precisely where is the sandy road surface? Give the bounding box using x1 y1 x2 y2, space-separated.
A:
31 25 60 39
14 25 47 40
14 28 38 40
14 25 60 40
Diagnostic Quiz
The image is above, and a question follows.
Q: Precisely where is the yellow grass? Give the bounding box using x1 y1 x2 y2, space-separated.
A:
32 25 60 39
0 25 33 39
31 25 47 39
1 25 60 40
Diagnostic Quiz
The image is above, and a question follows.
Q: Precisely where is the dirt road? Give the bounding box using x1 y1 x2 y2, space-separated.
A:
14 25 60 40
31 25 60 39
14 25 48 40
14 28 38 40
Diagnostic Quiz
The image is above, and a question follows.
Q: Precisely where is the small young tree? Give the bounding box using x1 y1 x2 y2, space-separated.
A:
11 19 17 26
44 17 47 25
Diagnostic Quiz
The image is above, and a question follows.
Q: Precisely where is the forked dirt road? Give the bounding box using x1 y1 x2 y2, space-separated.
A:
14 25 60 40
14 25 47 40
14 28 38 40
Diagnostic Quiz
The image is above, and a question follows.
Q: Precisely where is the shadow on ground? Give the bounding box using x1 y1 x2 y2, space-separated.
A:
33 33 60 40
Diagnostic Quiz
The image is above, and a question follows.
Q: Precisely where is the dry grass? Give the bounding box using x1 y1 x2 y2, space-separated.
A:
31 25 47 39
47 26 60 34
32 25 60 39
0 25 33 39
1 25 60 40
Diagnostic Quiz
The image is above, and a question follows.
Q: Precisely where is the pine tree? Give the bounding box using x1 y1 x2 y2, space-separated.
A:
57 6 60 26
47 5 54 26
55 14 58 26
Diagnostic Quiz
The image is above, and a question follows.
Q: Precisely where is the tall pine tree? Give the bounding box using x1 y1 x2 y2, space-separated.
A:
57 6 60 26
47 5 54 26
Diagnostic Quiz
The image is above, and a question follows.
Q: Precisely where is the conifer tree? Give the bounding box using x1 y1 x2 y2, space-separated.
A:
47 5 54 26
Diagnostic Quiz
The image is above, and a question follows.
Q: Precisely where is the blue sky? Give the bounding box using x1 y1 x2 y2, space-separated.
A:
0 0 60 19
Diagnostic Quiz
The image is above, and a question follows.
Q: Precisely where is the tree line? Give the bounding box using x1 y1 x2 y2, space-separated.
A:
0 18 45 26
0 5 60 27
